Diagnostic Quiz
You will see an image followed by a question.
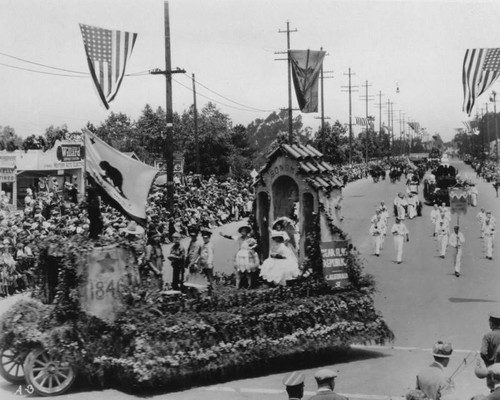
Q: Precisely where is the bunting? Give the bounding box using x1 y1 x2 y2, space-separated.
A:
80 24 137 109
289 50 326 113
462 48 500 116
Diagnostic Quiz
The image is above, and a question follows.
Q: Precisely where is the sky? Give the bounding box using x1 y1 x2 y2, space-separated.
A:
1 0 500 142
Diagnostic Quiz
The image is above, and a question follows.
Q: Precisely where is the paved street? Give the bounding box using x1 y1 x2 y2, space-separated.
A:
1 159 498 399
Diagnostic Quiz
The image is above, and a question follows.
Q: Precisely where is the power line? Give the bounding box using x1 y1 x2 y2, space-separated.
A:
183 72 274 113
0 61 88 78
172 76 275 113
0 51 87 74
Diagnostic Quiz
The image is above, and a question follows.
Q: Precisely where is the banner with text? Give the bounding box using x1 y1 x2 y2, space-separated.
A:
320 240 349 288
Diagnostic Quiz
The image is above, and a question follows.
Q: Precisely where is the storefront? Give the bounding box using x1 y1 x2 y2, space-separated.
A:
0 140 84 209
0 155 17 211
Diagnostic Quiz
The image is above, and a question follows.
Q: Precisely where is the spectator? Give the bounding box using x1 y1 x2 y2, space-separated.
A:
309 368 347 400
416 341 455 400
282 371 305 400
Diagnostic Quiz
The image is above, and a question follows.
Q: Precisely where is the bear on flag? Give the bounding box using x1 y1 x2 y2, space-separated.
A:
84 129 158 225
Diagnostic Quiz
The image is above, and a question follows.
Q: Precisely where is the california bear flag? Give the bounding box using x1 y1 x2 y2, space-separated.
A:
84 128 158 225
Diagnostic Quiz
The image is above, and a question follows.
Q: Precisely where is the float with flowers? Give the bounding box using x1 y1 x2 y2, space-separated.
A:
0 140 393 396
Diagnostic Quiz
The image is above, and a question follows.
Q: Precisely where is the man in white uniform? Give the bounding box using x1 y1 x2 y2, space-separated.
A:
370 215 386 256
448 226 465 277
477 208 487 238
483 214 496 260
430 204 440 236
436 219 450 259
391 218 409 264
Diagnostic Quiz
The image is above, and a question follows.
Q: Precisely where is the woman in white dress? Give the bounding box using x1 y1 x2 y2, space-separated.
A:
260 230 300 286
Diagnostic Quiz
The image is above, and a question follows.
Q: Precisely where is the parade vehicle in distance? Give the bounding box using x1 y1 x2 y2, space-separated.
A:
423 158 458 206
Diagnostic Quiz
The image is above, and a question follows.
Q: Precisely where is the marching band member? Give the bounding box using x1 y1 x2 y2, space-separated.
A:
391 217 409 264
448 226 465 277
370 214 386 256
436 218 450 259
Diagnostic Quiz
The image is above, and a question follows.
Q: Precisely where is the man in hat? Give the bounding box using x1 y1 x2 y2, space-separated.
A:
282 372 305 400
481 312 500 368
483 364 500 399
167 232 185 290
200 229 214 285
391 217 409 264
482 212 496 260
416 341 454 400
478 208 487 238
369 214 385 257
308 368 346 400
436 218 450 259
185 226 201 274
448 226 465 277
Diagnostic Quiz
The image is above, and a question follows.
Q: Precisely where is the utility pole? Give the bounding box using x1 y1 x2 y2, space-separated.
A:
374 90 384 138
150 2 186 212
341 68 358 163
314 47 333 153
491 91 499 163
192 73 200 174
398 110 403 156
485 103 491 158
386 99 393 155
390 101 395 156
277 21 297 142
360 80 374 163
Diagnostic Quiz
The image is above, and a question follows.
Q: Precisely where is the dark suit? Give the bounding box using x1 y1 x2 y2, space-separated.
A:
486 386 500 400
307 389 348 400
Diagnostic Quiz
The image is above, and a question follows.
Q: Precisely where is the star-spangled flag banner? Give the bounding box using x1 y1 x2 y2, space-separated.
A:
84 129 158 225
289 50 326 113
355 117 368 126
79 24 137 109
462 48 500 116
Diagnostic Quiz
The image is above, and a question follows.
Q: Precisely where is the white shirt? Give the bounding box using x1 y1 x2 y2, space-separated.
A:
448 231 465 247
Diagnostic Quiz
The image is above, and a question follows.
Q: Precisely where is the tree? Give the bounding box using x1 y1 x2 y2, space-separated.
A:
95 112 136 151
310 121 349 164
44 124 69 149
246 109 307 168
0 126 22 151
22 135 46 151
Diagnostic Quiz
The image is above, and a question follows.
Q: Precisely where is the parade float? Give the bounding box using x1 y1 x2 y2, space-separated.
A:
0 143 394 396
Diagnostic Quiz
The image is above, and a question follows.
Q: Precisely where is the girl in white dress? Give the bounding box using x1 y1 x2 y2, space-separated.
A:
260 230 300 286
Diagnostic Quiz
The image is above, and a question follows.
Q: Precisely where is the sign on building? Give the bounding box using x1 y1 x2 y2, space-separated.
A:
320 240 349 288
56 144 83 162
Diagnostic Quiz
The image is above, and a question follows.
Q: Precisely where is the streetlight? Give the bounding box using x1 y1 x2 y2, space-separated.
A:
490 91 499 163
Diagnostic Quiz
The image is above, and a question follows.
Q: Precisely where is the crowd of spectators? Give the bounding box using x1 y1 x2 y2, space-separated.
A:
0 158 419 297
465 156 500 195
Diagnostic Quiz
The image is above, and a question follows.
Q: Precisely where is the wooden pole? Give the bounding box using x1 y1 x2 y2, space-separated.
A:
164 1 175 212
192 73 200 174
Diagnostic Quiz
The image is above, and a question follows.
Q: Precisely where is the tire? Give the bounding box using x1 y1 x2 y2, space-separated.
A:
23 348 76 396
0 348 27 383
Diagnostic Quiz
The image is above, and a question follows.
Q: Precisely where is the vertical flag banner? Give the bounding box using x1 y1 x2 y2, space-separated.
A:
289 50 326 113
408 122 420 133
462 48 500 116
79 24 138 109
84 129 158 225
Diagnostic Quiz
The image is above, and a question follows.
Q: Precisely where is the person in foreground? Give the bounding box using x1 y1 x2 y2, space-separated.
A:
282 371 305 400
416 341 455 400
308 368 347 400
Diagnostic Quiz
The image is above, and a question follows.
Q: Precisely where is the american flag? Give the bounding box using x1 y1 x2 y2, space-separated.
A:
408 122 420 133
462 48 500 116
80 24 137 109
